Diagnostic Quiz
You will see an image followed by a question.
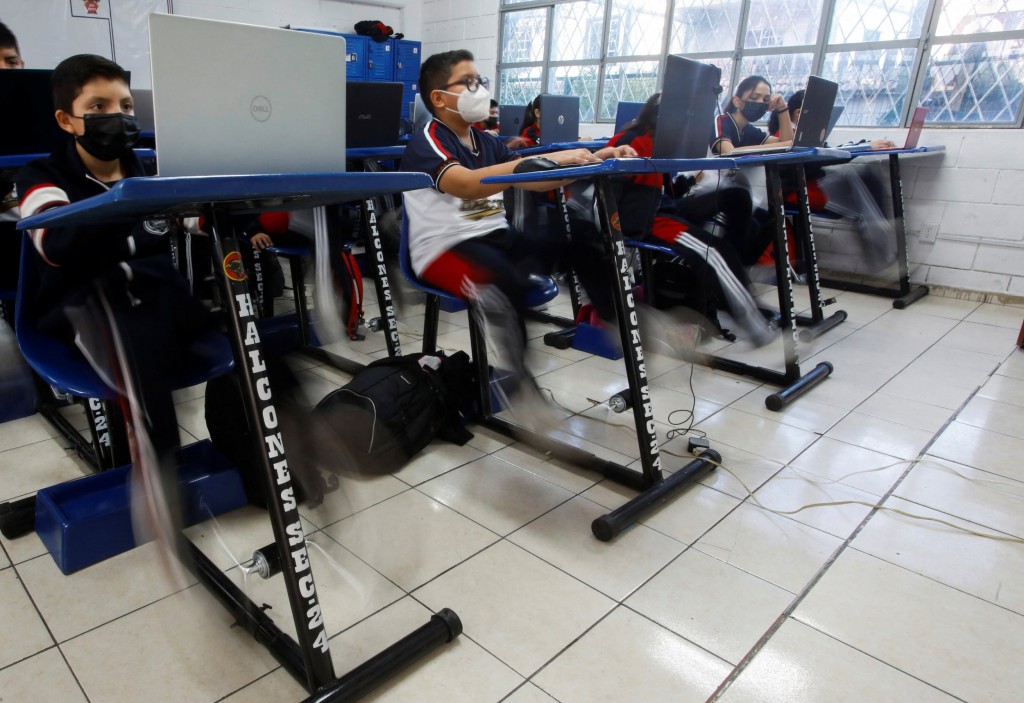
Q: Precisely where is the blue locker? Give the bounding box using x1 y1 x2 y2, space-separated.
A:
401 81 419 120
393 40 422 83
343 34 368 81
366 40 394 82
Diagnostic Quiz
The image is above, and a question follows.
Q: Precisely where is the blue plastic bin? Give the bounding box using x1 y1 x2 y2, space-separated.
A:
35 440 248 574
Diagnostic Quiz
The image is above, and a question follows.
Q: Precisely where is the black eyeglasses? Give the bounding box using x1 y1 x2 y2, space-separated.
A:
442 75 490 93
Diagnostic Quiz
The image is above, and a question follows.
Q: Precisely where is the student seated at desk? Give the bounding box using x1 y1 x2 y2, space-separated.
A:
767 90 897 271
607 93 776 346
472 98 500 135
712 75 793 156
0 20 24 70
518 97 541 147
16 54 216 511
401 49 636 424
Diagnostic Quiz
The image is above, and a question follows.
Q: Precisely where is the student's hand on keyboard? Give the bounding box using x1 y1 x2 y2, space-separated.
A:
548 148 603 166
870 138 897 150
593 144 638 160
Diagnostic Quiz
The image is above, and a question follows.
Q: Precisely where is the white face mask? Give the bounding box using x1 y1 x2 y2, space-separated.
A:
440 86 492 123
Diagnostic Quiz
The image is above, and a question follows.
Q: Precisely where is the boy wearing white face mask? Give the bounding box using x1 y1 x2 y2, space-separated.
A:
401 49 635 427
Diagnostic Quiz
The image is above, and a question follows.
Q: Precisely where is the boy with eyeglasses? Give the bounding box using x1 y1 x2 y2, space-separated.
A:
400 49 635 427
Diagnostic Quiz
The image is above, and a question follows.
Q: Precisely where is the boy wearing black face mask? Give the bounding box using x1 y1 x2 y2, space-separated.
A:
17 54 216 500
712 75 792 156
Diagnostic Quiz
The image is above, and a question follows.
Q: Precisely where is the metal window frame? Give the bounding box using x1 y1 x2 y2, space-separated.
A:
497 0 1024 128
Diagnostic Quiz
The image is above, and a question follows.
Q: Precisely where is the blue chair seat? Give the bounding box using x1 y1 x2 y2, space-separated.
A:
15 233 234 400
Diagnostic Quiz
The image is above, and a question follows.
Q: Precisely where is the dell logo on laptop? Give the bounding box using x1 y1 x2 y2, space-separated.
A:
557 115 565 125
250 95 272 122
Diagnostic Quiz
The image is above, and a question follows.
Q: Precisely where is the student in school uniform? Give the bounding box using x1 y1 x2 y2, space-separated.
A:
711 75 793 155
703 75 796 266
472 99 500 134
767 89 898 270
519 96 541 146
0 20 24 316
16 54 216 513
0 21 24 69
608 93 776 346
400 49 637 424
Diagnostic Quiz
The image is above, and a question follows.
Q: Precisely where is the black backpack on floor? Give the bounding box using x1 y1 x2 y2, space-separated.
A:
314 351 475 474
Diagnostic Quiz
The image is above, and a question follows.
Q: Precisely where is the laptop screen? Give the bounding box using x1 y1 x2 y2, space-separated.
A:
499 104 526 137
0 69 68 156
538 95 580 145
347 81 403 148
825 105 844 141
904 106 928 149
131 88 155 135
793 76 839 148
149 14 347 177
614 102 644 134
653 56 721 159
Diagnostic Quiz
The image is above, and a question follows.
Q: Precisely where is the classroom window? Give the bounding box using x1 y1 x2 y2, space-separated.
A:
497 0 1024 127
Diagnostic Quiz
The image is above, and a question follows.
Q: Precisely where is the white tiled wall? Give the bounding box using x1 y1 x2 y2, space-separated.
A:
420 0 1024 299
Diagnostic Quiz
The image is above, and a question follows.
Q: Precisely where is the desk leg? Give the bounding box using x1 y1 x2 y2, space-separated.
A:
360 194 402 357
890 154 928 309
762 164 833 410
793 167 847 342
533 188 583 336
583 181 716 540
208 209 336 690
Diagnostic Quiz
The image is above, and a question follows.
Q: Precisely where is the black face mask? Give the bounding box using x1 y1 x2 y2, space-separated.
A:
739 100 769 122
75 112 140 161
484 116 498 129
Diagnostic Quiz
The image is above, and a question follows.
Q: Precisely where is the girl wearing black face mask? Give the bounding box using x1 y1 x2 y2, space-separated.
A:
711 75 792 155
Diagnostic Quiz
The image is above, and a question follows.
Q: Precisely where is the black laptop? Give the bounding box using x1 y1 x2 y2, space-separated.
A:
731 75 840 156
538 95 580 145
498 104 526 137
653 56 722 159
346 81 404 148
0 69 70 156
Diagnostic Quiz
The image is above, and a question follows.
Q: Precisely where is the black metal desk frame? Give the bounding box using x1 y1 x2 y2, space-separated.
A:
18 173 461 702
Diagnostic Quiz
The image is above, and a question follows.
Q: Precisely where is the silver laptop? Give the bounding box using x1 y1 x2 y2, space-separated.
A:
149 14 347 177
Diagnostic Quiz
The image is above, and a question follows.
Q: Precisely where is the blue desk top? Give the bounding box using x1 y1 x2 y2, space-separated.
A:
842 145 946 158
728 147 853 167
17 171 431 230
481 157 740 184
347 145 407 160
0 148 157 170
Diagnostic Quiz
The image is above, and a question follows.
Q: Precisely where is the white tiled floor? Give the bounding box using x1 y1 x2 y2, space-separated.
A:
1 287 1023 702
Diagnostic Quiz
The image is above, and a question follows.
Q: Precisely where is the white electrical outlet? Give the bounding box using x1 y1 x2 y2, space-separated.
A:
920 223 939 244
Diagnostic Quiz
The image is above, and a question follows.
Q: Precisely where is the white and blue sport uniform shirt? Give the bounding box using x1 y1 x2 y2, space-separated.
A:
400 119 519 275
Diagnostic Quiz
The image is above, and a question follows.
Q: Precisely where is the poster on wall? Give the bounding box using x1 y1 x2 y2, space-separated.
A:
71 0 112 19
3 1 169 88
